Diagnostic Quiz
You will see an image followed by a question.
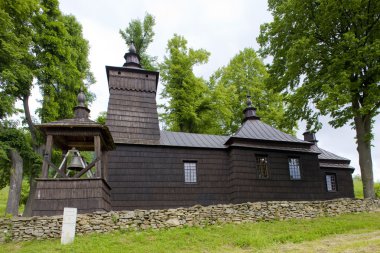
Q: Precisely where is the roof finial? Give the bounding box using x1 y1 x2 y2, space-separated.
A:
246 95 253 107
77 87 86 107
123 41 141 68
74 88 90 119
129 42 137 53
243 94 260 121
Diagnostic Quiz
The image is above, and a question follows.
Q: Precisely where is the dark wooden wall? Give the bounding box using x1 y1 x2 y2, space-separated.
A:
320 169 355 199
32 179 111 216
229 148 326 203
108 145 230 210
107 144 355 210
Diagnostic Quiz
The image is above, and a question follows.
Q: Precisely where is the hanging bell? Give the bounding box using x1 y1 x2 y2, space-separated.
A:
67 150 85 171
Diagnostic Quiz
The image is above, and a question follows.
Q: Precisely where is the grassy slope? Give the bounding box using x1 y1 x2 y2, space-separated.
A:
2 212 380 253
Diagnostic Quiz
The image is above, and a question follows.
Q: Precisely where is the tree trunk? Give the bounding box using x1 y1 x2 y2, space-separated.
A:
22 179 36 217
5 150 23 216
22 94 40 216
23 95 38 149
354 115 375 198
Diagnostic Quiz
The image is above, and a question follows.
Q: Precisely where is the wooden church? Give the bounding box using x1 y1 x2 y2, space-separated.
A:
31 45 354 216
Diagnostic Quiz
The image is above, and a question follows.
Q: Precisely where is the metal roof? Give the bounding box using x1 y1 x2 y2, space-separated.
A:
311 145 350 162
319 162 355 170
230 119 308 144
159 131 228 149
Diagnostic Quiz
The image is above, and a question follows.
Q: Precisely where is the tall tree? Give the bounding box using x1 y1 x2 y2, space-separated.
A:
160 34 212 133
209 48 295 135
0 0 94 215
120 13 157 70
258 0 380 198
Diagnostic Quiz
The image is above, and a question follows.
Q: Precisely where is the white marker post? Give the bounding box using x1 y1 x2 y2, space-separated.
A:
61 207 77 245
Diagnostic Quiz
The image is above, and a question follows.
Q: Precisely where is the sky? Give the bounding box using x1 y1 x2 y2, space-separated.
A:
28 0 379 180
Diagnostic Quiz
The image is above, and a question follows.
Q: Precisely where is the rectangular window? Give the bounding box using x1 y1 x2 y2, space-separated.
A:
184 162 197 183
326 174 337 192
288 158 301 180
256 155 269 179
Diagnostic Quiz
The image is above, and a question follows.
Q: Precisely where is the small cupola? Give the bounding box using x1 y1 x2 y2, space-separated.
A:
123 42 141 68
243 95 260 121
303 124 318 144
74 89 90 119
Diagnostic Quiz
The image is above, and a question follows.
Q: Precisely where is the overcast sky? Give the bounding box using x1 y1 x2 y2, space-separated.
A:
29 0 379 180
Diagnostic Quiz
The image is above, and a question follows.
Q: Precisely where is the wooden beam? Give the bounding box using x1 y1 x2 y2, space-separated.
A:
94 135 102 178
73 156 100 178
41 135 53 178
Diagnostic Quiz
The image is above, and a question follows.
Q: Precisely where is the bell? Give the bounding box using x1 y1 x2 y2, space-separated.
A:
67 152 85 171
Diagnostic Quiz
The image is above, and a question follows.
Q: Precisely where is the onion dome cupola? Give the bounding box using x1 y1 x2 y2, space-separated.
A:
123 42 142 68
243 95 260 121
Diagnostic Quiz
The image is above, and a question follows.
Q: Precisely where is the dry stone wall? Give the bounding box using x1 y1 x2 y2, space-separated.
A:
1 198 379 243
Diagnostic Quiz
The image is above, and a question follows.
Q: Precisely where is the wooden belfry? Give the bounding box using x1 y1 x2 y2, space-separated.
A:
31 91 115 216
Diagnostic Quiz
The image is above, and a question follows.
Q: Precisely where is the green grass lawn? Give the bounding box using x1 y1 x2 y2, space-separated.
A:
2 212 380 253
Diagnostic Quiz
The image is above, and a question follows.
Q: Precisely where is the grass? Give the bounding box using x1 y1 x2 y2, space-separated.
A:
353 175 380 199
1 212 380 253
0 186 8 216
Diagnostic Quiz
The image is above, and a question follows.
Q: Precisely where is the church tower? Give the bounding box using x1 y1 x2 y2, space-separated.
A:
105 44 160 144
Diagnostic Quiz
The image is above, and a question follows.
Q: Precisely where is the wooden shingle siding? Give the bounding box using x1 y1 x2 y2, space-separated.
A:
32 179 111 216
108 145 230 210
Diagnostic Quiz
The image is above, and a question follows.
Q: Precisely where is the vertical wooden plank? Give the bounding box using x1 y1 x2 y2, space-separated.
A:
42 135 53 178
94 135 102 178
102 151 108 180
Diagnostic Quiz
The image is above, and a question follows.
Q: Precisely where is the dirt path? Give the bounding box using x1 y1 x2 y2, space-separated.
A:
260 230 380 253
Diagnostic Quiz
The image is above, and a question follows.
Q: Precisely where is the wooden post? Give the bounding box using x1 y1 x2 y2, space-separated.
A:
94 135 102 178
102 151 108 180
42 135 53 178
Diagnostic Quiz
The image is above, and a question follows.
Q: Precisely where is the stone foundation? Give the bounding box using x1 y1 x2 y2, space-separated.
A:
1 198 379 243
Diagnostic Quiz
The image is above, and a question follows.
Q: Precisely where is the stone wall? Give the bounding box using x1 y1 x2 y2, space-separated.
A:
1 198 379 243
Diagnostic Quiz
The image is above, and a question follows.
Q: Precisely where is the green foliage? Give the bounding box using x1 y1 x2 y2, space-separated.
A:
96 111 107 125
119 13 157 70
160 34 213 133
209 48 296 135
2 212 380 252
0 121 41 189
258 0 380 132
33 1 95 123
0 0 37 118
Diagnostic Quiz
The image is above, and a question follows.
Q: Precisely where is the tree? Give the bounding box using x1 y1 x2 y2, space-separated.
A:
160 34 213 133
258 0 380 198
209 48 295 135
120 13 157 70
0 0 94 215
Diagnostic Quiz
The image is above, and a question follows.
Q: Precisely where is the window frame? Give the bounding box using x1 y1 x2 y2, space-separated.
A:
256 155 270 179
288 157 301 180
183 161 197 184
325 173 338 192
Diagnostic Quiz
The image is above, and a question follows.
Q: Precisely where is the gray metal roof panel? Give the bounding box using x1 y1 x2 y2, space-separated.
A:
232 119 308 143
319 163 355 170
311 145 350 161
159 131 228 148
